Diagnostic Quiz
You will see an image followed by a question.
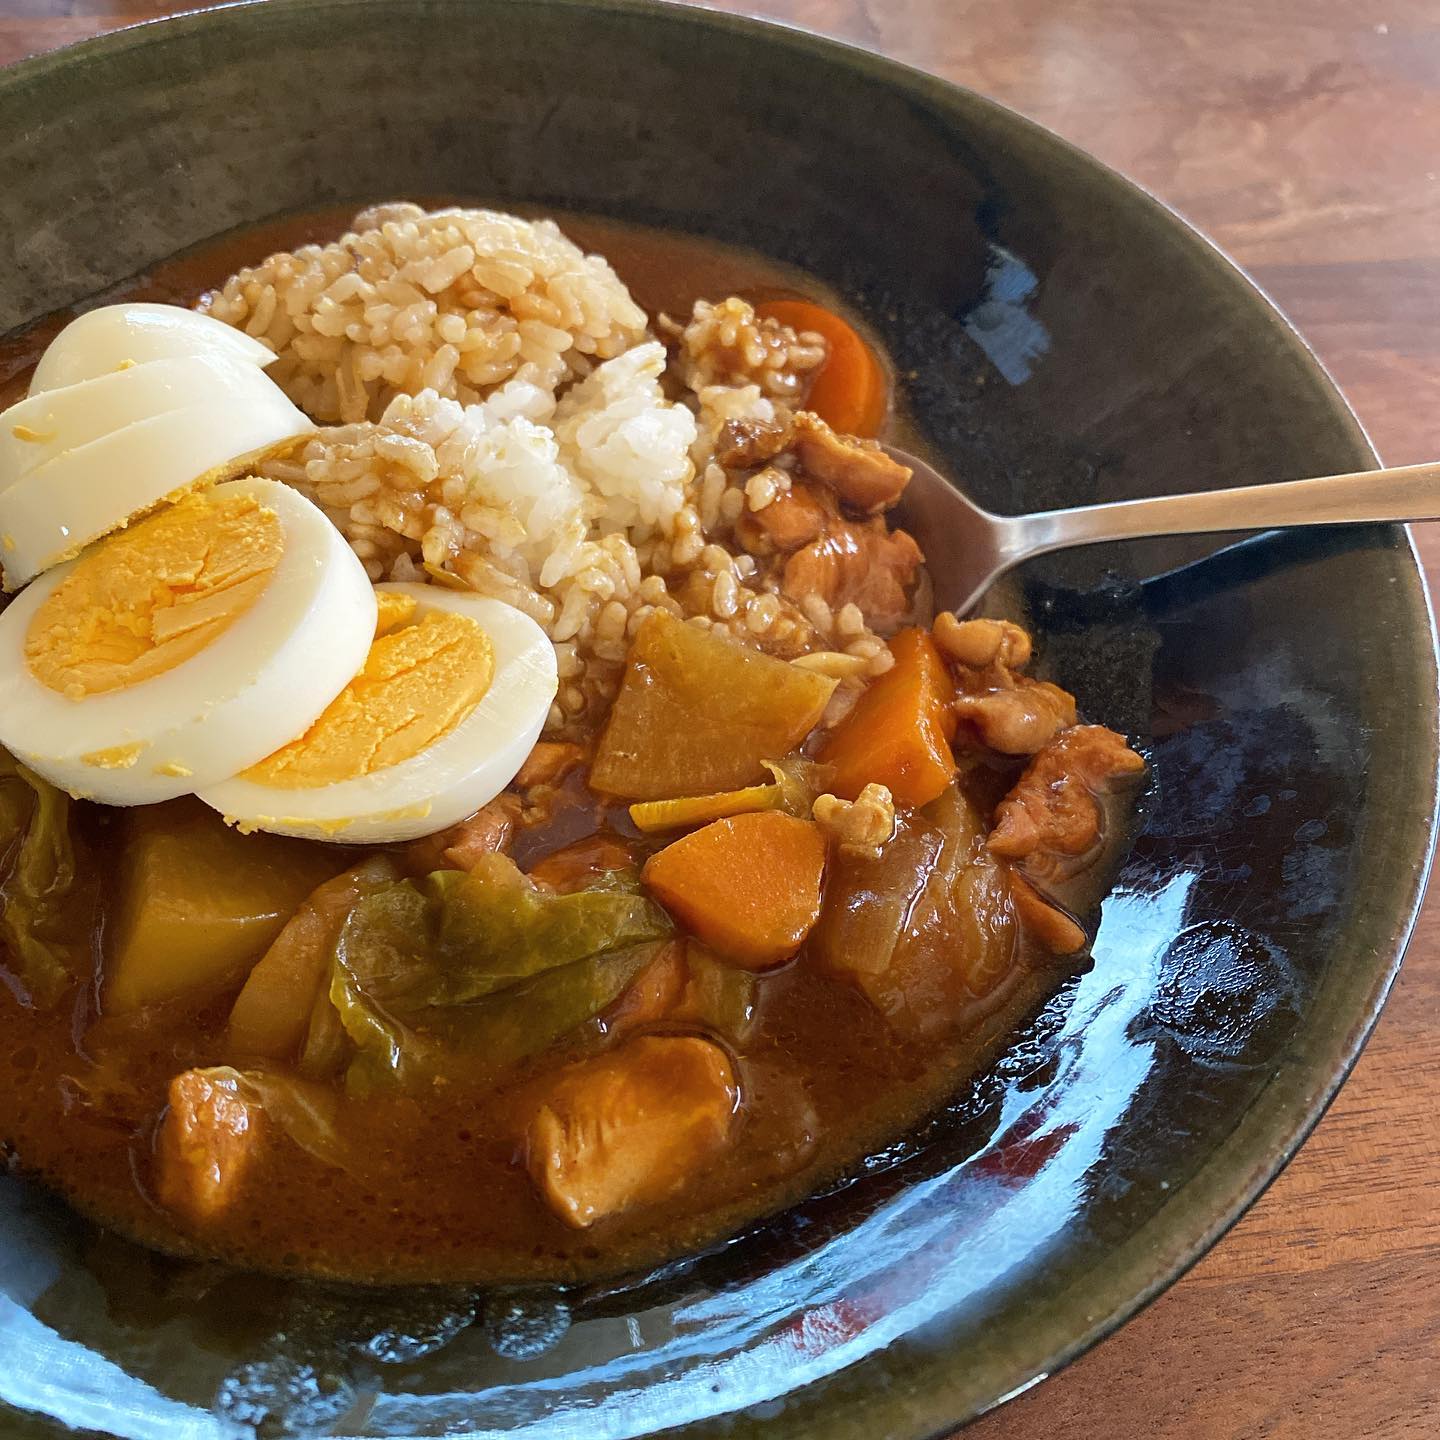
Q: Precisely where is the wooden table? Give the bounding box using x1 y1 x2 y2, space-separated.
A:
3 1 1438 1434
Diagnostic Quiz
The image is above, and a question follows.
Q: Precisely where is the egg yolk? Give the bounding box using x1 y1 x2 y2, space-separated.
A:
374 589 419 636
25 490 283 700
241 610 495 789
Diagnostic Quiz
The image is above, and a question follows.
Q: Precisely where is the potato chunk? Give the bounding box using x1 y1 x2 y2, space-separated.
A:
527 1036 738 1228
590 611 835 800
104 801 341 1012
155 1067 263 1223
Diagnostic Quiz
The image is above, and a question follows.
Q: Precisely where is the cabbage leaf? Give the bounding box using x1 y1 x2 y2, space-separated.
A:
0 750 91 1007
330 854 672 1091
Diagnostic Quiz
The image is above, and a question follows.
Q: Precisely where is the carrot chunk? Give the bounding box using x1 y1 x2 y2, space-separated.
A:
642 810 827 969
757 299 888 437
817 627 957 807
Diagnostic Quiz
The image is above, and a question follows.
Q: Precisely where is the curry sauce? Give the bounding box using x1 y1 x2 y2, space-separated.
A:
0 211 1142 1284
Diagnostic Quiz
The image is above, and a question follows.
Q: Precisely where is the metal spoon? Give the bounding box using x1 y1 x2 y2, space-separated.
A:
889 449 1440 615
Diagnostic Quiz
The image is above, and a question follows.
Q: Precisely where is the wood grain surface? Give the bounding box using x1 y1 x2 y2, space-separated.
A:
2 1 1437 1435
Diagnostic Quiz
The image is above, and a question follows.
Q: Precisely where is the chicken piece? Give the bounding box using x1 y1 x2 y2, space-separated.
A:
438 799 522 868
939 613 1073 755
953 678 1078 755
527 1035 739 1229
402 795 522 874
515 741 585 790
1009 872 1087 955
155 1068 263 1223
735 471 921 630
791 411 912 512
714 414 794 469
812 783 896 859
782 518 922 629
736 480 830 555
988 725 1145 866
527 834 638 892
933 614 1032 669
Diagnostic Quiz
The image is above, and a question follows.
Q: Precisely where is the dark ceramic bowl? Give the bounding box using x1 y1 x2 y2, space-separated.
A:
0 1 1435 1436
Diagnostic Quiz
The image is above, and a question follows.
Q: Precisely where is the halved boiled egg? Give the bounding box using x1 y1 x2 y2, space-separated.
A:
1 353 289 484
0 369 313 588
198 583 559 843
28 303 276 394
0 302 312 589
0 477 377 805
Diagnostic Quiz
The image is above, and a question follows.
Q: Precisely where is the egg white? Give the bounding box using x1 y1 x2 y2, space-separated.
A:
197 584 560 843
0 377 313 589
1 353 299 491
27 303 276 394
0 478 378 805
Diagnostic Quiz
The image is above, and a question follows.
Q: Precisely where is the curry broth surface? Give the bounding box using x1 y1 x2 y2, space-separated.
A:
0 210 1077 1284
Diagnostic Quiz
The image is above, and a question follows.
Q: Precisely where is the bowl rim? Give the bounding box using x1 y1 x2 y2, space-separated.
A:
0 1 1437 1436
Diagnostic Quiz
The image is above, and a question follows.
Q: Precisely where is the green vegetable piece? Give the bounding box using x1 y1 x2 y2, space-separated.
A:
443 945 658 1069
329 854 673 1091
337 855 670 1006
0 749 91 1007
337 945 659 1093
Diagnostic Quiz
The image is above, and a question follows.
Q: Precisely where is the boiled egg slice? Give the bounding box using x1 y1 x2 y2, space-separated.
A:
28 302 276 394
0 369 313 588
0 477 377 805
1 350 299 487
198 583 559 843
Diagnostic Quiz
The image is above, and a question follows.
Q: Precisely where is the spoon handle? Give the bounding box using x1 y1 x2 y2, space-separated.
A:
1007 460 1440 561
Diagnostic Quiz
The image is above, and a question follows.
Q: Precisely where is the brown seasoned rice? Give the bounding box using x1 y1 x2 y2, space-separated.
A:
220 204 912 739
201 203 648 424
665 296 826 401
